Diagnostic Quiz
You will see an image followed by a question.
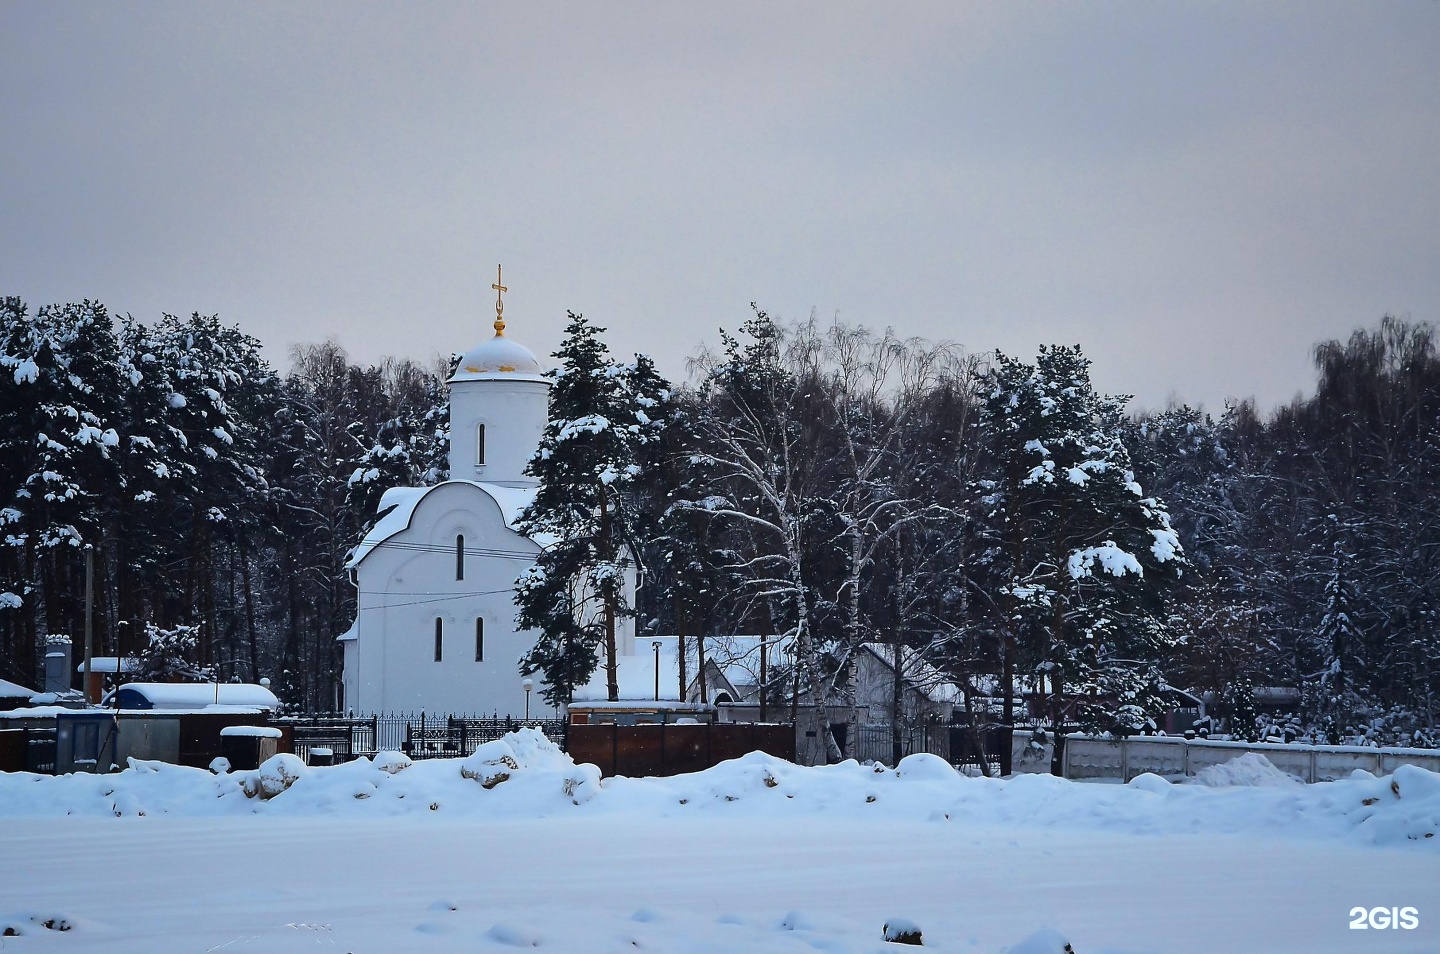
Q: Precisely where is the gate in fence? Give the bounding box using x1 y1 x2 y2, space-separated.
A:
849 722 1013 775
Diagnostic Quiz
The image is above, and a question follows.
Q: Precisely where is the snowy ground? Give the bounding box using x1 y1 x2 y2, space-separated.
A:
1 731 1437 954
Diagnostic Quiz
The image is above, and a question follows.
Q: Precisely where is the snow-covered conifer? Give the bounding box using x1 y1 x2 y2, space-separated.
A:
981 345 1186 741
516 313 671 705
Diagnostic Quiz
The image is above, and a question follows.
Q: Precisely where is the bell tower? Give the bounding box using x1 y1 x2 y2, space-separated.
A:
447 266 550 487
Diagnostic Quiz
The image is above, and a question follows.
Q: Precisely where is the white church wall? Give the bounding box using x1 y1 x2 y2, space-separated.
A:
448 377 549 487
348 482 543 716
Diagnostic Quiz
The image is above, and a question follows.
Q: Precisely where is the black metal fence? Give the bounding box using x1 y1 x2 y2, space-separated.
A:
854 723 951 766
278 714 566 763
851 721 1013 775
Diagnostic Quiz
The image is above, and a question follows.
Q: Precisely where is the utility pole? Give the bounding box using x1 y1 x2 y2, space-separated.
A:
83 544 94 704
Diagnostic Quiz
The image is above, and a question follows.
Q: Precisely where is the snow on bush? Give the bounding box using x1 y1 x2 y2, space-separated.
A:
882 916 923 945
460 738 520 788
243 753 307 799
372 750 411 775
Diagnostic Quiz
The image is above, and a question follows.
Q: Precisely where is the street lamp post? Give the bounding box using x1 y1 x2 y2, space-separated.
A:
652 641 662 701
522 677 533 722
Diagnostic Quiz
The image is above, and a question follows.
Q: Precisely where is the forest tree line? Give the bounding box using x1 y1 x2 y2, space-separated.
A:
1 295 1436 746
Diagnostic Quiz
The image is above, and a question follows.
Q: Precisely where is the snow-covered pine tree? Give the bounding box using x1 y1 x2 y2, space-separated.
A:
414 355 455 485
134 621 212 682
515 313 670 706
982 345 1186 749
1222 673 1260 742
345 413 419 527
117 313 273 663
0 299 126 681
1311 542 1368 743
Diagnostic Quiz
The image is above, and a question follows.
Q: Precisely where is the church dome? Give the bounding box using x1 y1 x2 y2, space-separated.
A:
450 332 545 381
449 266 547 382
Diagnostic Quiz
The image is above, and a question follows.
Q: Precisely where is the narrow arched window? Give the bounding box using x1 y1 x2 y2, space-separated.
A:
475 617 484 662
476 423 486 465
434 618 443 662
456 534 465 581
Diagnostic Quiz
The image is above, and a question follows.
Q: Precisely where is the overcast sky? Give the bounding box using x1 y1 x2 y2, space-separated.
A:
2 2 1437 413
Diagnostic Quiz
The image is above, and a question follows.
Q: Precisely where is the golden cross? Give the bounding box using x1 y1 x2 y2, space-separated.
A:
492 264 508 335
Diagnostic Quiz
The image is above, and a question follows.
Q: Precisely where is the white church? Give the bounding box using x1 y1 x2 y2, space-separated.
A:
339 273 638 717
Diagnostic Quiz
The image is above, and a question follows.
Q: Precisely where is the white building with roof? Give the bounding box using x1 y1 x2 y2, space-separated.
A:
339 274 637 717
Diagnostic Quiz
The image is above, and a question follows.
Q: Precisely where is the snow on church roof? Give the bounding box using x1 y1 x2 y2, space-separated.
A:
449 334 546 382
346 481 539 569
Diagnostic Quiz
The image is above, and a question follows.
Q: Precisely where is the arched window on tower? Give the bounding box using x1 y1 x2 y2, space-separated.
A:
456 534 465 581
434 618 443 662
476 423 486 465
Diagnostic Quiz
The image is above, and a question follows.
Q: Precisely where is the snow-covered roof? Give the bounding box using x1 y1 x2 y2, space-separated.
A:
572 634 797 704
695 634 796 690
0 677 36 698
449 332 547 382
105 682 281 711
567 700 715 712
574 640 687 702
347 480 539 568
219 725 283 738
0 705 94 719
859 643 961 705
75 656 138 674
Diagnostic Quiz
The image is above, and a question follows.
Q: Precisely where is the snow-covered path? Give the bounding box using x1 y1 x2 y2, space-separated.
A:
2 815 1435 953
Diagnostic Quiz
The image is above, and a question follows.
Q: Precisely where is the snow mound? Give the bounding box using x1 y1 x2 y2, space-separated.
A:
243 753 307 799
0 730 1435 849
882 915 923 944
460 738 520 788
372 750 412 774
1194 752 1303 788
1003 926 1074 953
1126 772 1172 792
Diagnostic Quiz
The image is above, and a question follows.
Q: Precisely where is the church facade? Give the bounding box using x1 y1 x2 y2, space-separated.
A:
339 279 636 717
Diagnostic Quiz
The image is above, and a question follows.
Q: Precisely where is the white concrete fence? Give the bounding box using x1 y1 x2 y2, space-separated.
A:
1011 732 1440 782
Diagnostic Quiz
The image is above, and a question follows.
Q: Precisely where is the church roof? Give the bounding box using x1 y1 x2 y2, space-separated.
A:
449 332 546 382
345 480 540 569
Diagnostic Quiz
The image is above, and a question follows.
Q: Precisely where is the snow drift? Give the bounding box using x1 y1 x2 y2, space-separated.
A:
1 729 1435 851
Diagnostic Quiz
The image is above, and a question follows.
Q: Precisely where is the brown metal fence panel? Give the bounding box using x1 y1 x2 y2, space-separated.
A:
614 725 664 776
662 724 711 776
754 724 796 762
567 723 796 778
566 723 616 777
709 723 757 764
